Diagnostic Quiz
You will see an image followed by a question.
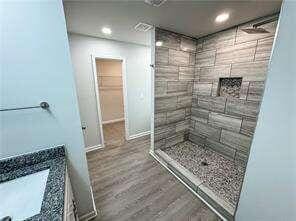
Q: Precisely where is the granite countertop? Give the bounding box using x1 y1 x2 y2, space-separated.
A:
0 146 66 221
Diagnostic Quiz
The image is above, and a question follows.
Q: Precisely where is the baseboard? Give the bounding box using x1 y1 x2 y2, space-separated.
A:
128 130 150 140
149 151 228 221
85 144 103 153
79 209 98 221
102 118 124 125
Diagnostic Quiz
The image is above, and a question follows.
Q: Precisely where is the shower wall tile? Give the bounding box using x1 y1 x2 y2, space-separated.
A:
191 107 209 123
154 28 196 150
179 67 195 80
166 109 186 124
196 50 216 67
189 16 277 165
155 47 169 64
194 83 212 96
205 138 236 159
199 65 231 82
155 112 167 127
255 37 274 61
155 96 178 112
180 36 197 52
202 28 236 50
247 81 265 101
208 113 242 132
169 49 190 66
225 99 260 118
215 41 257 65
240 117 257 136
155 65 179 81
220 129 252 152
231 60 269 81
156 29 180 50
194 121 221 141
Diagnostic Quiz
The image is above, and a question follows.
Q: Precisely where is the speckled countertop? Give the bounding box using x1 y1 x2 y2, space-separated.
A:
0 146 66 221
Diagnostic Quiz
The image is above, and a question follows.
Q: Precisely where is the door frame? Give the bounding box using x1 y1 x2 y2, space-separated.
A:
91 54 129 148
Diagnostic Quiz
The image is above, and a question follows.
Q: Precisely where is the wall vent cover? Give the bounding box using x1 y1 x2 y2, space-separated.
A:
134 22 153 32
144 0 167 7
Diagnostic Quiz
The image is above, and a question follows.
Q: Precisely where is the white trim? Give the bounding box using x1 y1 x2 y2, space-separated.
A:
128 130 150 140
79 185 99 221
102 118 124 125
149 151 228 221
79 210 98 221
91 54 129 148
85 144 103 153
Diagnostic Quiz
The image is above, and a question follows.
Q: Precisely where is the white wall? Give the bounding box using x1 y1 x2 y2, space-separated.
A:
235 1 296 220
68 34 151 148
0 1 94 217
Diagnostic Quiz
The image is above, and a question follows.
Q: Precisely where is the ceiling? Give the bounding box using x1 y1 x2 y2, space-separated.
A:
63 0 282 46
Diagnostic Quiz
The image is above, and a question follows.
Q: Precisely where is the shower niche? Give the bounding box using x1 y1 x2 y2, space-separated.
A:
218 77 242 98
152 15 277 221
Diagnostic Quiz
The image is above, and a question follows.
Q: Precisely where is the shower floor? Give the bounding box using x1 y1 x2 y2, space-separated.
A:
162 141 245 208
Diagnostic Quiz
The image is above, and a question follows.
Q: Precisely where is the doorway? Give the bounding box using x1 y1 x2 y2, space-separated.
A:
92 56 129 147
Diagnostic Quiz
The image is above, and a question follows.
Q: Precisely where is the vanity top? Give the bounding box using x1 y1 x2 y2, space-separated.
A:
0 146 66 221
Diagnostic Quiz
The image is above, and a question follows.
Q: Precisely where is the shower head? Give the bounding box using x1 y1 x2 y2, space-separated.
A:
240 15 278 34
241 27 269 34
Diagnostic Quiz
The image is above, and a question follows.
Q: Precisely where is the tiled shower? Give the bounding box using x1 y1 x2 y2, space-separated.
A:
153 15 277 220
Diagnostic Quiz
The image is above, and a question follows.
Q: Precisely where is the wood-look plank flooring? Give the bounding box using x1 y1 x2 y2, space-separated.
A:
103 121 125 146
86 136 220 221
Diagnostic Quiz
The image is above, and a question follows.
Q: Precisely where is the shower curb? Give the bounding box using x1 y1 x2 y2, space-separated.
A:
151 149 235 221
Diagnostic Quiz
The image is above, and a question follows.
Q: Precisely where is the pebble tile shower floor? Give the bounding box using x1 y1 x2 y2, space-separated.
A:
163 141 245 207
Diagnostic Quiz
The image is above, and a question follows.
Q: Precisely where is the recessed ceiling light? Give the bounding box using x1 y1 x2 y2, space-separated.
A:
215 13 229 23
102 27 112 35
156 41 163 47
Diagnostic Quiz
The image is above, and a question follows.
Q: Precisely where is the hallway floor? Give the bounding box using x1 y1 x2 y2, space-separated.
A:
103 121 125 147
86 136 221 221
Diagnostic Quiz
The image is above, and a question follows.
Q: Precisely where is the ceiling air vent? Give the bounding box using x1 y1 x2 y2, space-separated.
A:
134 22 153 32
144 0 167 7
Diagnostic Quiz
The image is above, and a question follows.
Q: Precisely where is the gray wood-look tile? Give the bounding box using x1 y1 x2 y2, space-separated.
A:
220 129 252 151
231 60 268 81
154 112 166 127
169 49 190 66
239 81 250 100
87 136 221 221
194 83 212 96
202 28 236 50
167 81 191 93
196 49 216 67
179 66 195 80
177 95 192 108
156 47 169 64
215 41 257 65
180 36 197 52
208 112 242 132
188 132 206 147
240 117 257 136
255 36 274 61
166 109 186 124
247 81 265 101
205 138 236 159
155 65 179 81
155 96 178 112
155 81 167 96
156 28 180 50
155 124 176 141
191 107 209 123
194 121 221 141
225 98 260 118
199 65 231 82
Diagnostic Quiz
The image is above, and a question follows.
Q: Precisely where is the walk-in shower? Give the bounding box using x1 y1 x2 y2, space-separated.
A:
152 14 278 220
